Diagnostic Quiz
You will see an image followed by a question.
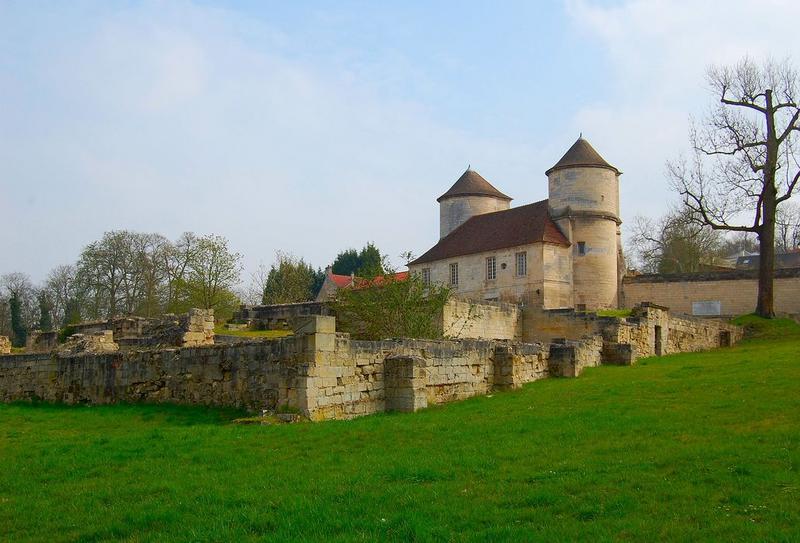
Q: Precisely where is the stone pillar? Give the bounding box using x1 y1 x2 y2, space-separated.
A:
293 315 337 421
548 336 603 377
493 345 519 390
384 355 427 412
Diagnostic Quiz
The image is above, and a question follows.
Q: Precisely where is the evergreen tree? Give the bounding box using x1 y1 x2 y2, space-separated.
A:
38 291 53 331
331 248 360 276
62 298 82 327
9 292 27 347
331 243 385 278
357 243 384 279
262 253 321 304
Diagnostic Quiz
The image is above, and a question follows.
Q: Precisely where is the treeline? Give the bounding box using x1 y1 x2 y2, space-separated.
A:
628 203 800 274
2 233 394 347
0 231 241 347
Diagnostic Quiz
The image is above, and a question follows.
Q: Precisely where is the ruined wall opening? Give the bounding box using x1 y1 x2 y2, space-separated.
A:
719 330 731 347
654 325 663 356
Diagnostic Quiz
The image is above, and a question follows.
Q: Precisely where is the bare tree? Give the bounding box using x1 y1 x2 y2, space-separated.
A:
776 201 800 252
670 57 800 317
44 264 79 326
629 208 722 273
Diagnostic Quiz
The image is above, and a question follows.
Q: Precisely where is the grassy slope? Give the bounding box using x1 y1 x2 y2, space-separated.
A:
1 321 798 542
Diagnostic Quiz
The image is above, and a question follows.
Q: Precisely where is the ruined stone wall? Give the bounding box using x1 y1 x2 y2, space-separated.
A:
0 313 742 421
0 336 10 355
522 304 741 363
622 268 800 317
0 339 304 411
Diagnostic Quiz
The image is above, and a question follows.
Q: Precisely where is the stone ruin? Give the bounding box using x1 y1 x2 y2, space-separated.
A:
58 330 119 355
0 336 10 355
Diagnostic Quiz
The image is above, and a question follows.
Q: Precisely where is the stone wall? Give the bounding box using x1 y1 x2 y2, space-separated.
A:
622 268 800 317
232 302 333 330
522 303 742 363
441 299 522 340
0 312 742 421
0 336 10 355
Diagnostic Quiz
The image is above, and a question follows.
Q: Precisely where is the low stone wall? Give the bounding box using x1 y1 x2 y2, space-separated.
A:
622 267 800 317
0 311 742 421
522 303 742 363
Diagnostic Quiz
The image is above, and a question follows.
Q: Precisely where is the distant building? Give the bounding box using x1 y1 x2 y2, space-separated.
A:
315 267 409 302
736 249 800 270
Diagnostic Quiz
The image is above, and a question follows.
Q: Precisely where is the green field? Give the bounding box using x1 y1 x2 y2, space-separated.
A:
1 319 799 542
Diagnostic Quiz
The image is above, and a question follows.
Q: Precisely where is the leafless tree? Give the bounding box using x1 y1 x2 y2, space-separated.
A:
629 208 722 273
44 264 79 326
776 201 800 252
670 57 800 317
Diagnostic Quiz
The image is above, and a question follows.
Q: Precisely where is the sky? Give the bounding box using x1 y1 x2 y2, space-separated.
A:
2 0 800 284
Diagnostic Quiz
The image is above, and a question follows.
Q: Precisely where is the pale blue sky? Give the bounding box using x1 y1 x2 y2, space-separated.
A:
2 0 799 283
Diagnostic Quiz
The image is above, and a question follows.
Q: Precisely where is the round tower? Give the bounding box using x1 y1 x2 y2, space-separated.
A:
546 137 622 309
438 168 512 239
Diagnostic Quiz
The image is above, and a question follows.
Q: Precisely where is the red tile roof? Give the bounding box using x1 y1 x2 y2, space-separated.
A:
409 200 570 266
326 270 409 290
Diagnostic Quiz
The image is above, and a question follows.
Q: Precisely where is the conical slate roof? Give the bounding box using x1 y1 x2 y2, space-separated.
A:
546 137 619 175
437 169 512 203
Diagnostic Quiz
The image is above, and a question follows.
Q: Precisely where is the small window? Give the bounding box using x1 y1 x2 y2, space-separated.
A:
449 263 459 287
421 268 431 286
577 242 586 256
486 256 497 280
515 252 527 276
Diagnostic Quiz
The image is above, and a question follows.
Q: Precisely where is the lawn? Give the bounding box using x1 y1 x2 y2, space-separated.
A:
1 320 799 542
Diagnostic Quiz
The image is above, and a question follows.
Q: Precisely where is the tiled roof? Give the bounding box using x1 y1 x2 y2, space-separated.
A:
437 169 512 202
546 137 619 175
409 200 569 266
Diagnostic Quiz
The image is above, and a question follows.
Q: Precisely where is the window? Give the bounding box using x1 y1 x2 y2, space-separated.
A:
421 268 431 286
515 252 527 276
449 263 459 287
577 241 586 256
486 256 497 280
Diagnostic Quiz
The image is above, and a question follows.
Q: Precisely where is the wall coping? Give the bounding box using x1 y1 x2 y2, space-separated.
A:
623 267 800 284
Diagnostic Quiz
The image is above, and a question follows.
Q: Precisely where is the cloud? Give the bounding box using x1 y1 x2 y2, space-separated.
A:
564 0 800 228
0 2 535 282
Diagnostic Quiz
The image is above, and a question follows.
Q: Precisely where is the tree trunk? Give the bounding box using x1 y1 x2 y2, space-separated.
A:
755 222 776 318
756 89 777 319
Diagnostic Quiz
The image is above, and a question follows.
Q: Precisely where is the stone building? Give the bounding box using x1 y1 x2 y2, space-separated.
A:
409 137 624 310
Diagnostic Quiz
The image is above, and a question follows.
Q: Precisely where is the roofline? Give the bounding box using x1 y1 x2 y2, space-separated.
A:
408 239 570 267
436 192 513 203
545 163 621 176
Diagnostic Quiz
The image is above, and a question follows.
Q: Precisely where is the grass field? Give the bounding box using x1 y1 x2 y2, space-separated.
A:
1 319 799 542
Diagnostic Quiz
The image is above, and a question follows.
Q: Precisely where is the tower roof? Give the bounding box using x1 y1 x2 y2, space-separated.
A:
437 168 512 203
546 137 619 175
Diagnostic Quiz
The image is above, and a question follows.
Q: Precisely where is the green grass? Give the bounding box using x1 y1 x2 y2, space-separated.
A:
595 308 633 318
732 313 800 340
213 325 293 339
1 327 799 541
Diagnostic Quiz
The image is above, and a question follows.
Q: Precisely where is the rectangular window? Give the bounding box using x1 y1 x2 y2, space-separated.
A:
421 268 431 286
449 263 459 287
515 252 527 276
486 256 497 280
577 241 586 256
